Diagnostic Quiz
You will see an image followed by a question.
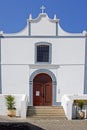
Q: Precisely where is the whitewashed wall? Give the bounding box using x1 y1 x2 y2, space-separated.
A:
57 66 85 101
61 94 87 120
0 12 86 105
30 14 56 36
1 37 85 103
0 94 28 118
1 38 85 64
52 38 85 64
1 65 29 96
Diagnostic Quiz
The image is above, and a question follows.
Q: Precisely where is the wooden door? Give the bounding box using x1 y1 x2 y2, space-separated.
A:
33 73 52 106
44 83 52 106
33 83 44 106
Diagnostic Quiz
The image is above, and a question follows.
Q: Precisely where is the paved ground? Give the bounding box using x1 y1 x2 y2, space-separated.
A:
0 116 87 130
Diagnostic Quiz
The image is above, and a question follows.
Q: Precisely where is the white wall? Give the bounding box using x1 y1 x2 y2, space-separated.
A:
0 94 28 118
1 38 34 64
1 12 86 105
28 64 84 103
2 65 29 96
56 65 85 102
1 36 85 103
1 37 85 65
62 94 87 120
1 64 84 103
61 95 73 120
52 38 85 64
31 14 56 36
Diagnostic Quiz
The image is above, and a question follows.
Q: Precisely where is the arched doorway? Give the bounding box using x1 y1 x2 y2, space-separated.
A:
33 73 52 106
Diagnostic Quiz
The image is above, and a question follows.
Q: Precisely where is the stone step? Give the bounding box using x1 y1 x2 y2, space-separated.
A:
28 109 64 113
28 113 65 116
27 106 66 119
28 106 63 109
27 106 64 111
28 110 65 114
28 116 66 120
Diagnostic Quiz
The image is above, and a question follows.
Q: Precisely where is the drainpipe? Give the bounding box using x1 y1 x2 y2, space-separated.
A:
0 36 2 94
84 32 87 94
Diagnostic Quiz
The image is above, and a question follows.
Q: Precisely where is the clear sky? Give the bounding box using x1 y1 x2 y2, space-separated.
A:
0 0 87 33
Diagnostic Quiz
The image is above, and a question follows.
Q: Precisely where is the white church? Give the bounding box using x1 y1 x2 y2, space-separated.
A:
0 6 87 107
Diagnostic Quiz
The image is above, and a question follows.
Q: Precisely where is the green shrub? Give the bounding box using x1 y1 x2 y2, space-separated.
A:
78 101 84 110
5 95 16 110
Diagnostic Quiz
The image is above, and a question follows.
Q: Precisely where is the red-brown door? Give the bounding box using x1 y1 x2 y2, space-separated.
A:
33 83 44 106
44 83 52 106
33 73 52 106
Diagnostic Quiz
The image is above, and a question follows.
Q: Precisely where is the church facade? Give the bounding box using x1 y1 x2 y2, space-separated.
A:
0 7 87 106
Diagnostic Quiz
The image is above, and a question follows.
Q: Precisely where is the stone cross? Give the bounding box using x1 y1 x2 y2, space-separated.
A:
40 5 45 13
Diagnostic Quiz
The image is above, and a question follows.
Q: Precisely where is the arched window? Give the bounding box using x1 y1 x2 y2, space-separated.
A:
35 42 52 63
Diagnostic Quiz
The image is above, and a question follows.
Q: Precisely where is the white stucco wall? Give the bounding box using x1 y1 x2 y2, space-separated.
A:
1 37 85 64
1 36 85 104
0 12 86 105
57 66 84 102
61 94 87 120
0 94 28 118
52 38 85 64
1 65 29 96
1 38 34 64
30 14 56 36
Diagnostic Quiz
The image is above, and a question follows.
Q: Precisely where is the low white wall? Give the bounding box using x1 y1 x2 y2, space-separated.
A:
20 94 28 118
61 94 87 120
0 94 28 118
61 95 73 120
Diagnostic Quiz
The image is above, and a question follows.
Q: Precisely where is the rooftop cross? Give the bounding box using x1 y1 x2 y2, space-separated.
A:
40 5 46 14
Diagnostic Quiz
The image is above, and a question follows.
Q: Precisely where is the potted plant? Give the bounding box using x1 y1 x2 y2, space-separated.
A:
5 95 16 117
78 100 85 119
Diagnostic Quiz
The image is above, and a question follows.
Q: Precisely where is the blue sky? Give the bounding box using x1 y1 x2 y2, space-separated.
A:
0 0 87 33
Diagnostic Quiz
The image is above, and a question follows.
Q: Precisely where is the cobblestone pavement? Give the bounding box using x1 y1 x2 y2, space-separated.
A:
0 116 87 130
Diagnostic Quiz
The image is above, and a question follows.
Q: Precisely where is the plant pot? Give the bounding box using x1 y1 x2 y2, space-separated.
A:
78 110 85 119
7 109 16 117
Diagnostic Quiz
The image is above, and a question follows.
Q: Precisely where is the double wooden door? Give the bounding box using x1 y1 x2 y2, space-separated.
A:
33 73 52 106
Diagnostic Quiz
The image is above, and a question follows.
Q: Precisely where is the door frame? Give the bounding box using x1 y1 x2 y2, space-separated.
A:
29 69 57 106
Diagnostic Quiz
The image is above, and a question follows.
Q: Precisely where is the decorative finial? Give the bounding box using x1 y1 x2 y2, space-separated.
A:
29 14 32 20
0 30 3 35
83 30 87 36
40 5 45 14
54 14 57 20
